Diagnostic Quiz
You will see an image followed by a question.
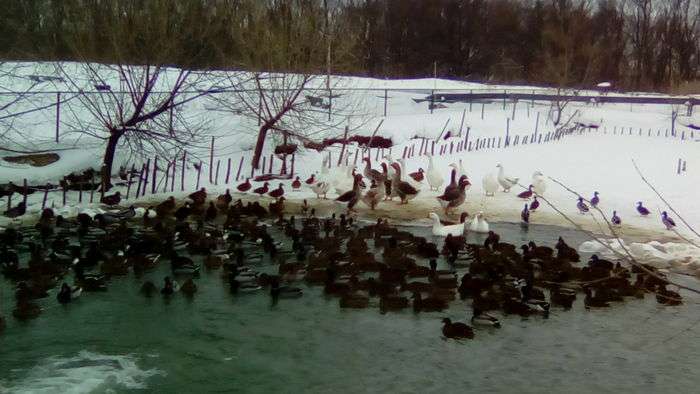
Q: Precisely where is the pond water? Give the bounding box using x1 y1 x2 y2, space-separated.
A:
1 221 699 393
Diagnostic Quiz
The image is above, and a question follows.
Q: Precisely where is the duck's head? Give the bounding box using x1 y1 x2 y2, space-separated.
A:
429 212 439 221
613 210 617 215
459 212 469 222
442 317 452 325
637 201 643 206
496 164 502 168
662 211 668 217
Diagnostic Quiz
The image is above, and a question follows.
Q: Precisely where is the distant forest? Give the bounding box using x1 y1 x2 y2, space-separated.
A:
1 0 699 92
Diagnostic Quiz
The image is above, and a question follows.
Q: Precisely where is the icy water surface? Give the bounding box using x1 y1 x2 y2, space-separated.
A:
1 222 699 393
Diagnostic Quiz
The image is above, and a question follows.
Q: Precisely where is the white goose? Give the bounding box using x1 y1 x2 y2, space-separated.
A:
469 211 490 233
332 165 357 195
456 159 468 180
310 157 331 198
532 171 546 196
426 154 444 191
429 213 466 237
496 164 519 192
482 173 499 196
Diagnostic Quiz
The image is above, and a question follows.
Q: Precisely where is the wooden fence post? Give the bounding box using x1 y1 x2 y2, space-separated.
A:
151 156 158 195
235 157 244 182
225 158 232 184
181 151 187 192
209 136 215 183
41 184 49 210
142 159 150 196
195 161 202 190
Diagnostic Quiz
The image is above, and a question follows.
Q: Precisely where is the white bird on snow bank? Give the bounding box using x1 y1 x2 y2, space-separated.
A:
532 171 546 196
496 164 519 192
482 173 499 196
426 154 444 191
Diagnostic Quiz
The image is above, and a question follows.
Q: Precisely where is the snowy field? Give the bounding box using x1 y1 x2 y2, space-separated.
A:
1 62 700 276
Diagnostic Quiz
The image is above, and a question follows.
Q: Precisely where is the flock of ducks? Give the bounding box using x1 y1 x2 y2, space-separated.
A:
0 184 683 339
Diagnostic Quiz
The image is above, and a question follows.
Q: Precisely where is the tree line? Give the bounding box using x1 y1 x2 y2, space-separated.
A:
1 0 699 91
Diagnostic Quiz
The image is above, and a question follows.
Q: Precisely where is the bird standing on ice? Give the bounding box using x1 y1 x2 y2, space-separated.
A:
496 164 519 192
517 185 534 200
532 171 546 196
521 204 530 225
577 197 589 214
482 173 499 196
636 202 650 216
661 211 676 230
611 210 621 226
426 155 444 191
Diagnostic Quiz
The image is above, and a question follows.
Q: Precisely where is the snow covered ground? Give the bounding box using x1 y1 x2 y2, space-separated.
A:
1 62 700 276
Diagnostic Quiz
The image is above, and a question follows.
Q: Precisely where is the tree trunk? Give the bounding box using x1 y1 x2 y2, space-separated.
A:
252 123 271 170
102 131 122 190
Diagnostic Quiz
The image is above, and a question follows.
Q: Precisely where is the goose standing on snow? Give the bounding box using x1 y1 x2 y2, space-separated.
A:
496 164 519 192
636 202 650 216
429 213 466 237
577 197 589 214
426 154 444 191
482 173 499 196
390 163 420 203
661 211 676 230
437 177 469 215
532 171 546 196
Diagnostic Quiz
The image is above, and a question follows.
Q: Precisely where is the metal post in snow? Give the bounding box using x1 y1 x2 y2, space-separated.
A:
78 186 82 204
534 112 540 137
481 103 485 120
269 154 274 174
431 141 435 156
215 160 221 185
261 156 267 175
328 88 332 121
430 90 435 114
502 90 506 110
181 152 187 192
677 158 682 175
505 118 510 146
511 99 517 120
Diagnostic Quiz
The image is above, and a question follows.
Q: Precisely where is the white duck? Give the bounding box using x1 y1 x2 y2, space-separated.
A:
469 211 490 233
426 154 444 191
429 213 466 237
332 165 357 195
496 164 519 192
532 171 546 196
482 173 499 196
309 157 331 198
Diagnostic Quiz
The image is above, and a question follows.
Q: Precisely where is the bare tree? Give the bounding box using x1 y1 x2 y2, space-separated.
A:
57 62 215 187
0 62 56 154
210 72 368 172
